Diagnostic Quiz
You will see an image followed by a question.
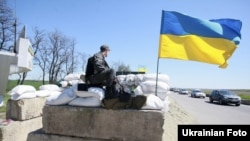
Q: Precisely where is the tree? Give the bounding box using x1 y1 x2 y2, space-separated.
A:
64 39 77 75
78 52 88 72
0 0 15 51
112 61 131 72
31 27 47 84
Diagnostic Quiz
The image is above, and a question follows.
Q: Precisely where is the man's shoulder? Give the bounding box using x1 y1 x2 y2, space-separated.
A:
94 52 103 58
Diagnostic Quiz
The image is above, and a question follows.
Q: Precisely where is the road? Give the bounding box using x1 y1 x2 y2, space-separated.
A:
168 91 250 124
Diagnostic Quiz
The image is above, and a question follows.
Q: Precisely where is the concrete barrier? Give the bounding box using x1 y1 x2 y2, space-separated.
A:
0 117 42 141
0 97 45 141
6 97 46 121
27 129 107 141
42 105 165 141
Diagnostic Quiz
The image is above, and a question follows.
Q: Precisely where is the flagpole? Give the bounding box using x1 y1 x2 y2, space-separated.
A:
155 10 165 96
155 58 160 96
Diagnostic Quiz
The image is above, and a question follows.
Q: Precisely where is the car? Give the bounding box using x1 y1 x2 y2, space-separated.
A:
209 89 241 106
179 89 189 94
173 88 180 93
190 89 206 98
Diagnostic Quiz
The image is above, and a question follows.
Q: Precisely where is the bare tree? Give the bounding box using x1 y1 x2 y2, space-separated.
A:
0 0 15 51
31 27 47 84
64 39 77 75
46 29 81 83
78 52 88 72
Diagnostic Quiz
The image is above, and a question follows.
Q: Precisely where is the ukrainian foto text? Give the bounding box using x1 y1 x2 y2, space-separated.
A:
182 129 247 137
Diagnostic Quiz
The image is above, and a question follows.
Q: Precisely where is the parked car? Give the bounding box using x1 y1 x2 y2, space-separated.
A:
209 89 241 106
190 89 206 98
179 89 189 95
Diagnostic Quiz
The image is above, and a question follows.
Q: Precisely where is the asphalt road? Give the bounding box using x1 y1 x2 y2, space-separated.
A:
168 91 250 124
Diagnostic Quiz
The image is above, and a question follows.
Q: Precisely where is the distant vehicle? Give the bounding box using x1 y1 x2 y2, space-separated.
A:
190 89 206 98
209 90 241 106
179 89 189 95
173 88 180 93
170 87 175 91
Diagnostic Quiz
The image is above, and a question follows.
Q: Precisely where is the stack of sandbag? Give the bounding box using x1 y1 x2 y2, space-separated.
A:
38 84 75 106
134 73 170 100
7 84 63 101
116 73 170 111
45 83 105 107
69 83 105 107
116 74 144 94
8 85 37 100
59 73 85 88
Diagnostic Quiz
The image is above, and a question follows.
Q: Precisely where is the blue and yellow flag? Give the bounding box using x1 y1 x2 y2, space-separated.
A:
158 11 242 68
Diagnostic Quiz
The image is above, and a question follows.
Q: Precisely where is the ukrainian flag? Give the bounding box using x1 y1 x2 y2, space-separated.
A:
158 11 242 68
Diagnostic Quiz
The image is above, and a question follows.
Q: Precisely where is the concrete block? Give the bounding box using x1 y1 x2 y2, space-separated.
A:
43 105 165 141
0 117 42 141
6 97 46 121
27 129 108 141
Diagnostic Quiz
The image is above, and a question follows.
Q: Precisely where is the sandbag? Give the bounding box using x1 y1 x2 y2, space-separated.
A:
10 92 37 100
140 80 169 93
73 84 105 100
39 84 62 92
35 90 50 97
125 74 136 86
141 94 164 110
64 73 80 81
68 97 101 107
8 85 36 95
46 87 76 105
142 73 170 84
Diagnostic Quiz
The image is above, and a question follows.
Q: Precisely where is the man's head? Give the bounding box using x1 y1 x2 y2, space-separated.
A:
100 45 110 57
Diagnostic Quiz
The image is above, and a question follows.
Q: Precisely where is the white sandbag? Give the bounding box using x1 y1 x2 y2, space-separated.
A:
134 74 144 86
142 73 170 84
125 74 135 86
72 84 104 100
35 90 50 97
64 73 80 81
45 87 76 105
68 97 101 107
88 87 105 100
8 85 36 96
116 75 127 85
60 81 68 88
68 79 81 86
156 92 168 100
39 84 62 92
122 85 132 94
141 94 164 110
133 85 144 95
74 88 104 101
140 80 169 93
162 96 170 112
11 92 37 100
116 75 126 82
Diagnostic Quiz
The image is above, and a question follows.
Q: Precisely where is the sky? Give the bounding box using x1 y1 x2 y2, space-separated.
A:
7 0 250 89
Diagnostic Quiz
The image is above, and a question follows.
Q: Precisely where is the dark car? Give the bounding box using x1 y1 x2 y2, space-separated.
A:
209 90 241 106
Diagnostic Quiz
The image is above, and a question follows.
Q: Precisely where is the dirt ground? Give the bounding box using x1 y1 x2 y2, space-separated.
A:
162 97 198 141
